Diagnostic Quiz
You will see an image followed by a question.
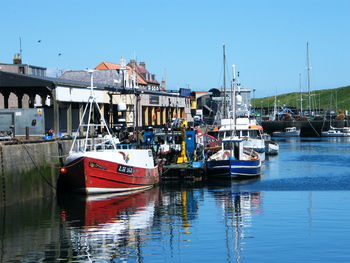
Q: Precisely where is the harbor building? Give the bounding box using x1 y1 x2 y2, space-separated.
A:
0 56 193 138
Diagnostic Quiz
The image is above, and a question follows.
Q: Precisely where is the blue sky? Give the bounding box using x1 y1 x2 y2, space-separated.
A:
1 0 349 97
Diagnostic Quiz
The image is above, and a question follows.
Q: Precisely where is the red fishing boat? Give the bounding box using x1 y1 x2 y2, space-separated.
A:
57 70 159 194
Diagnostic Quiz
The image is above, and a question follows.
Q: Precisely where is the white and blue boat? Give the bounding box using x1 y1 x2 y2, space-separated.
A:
321 126 350 137
272 127 300 137
206 137 262 178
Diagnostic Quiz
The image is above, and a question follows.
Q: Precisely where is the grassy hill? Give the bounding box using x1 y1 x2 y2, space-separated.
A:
252 85 350 112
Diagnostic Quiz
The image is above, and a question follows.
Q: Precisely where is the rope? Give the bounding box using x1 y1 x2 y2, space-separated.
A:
62 157 84 169
20 142 57 190
321 117 326 132
307 118 320 137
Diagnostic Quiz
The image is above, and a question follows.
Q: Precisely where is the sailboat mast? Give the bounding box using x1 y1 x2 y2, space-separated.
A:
232 65 236 134
223 45 227 119
273 91 277 121
307 42 311 114
299 73 303 114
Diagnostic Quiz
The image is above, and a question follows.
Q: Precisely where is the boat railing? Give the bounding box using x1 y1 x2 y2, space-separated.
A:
71 137 156 153
71 138 109 152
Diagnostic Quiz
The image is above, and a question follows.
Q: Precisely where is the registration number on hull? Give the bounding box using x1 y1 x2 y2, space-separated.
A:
117 165 134 174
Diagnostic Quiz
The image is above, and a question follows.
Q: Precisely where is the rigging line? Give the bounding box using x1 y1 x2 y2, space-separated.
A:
307 118 320 137
20 142 57 190
321 116 326 132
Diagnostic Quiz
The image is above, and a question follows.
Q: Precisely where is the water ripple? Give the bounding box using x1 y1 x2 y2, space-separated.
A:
239 175 350 191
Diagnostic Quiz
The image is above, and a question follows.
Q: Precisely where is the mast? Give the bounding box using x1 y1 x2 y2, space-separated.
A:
306 42 311 114
19 37 22 58
232 65 236 135
69 70 117 153
223 44 227 119
273 91 277 121
299 73 303 114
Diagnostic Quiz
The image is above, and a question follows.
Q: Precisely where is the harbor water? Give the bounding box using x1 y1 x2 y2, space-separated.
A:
1 138 350 262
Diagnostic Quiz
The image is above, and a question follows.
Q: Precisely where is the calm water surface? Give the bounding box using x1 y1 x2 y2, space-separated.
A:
1 137 350 262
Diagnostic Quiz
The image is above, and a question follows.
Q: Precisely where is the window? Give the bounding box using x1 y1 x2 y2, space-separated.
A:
223 141 232 150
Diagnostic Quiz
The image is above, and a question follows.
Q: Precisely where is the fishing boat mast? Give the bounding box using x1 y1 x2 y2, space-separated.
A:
223 44 227 119
299 73 303 115
69 70 117 154
232 65 236 135
273 91 277 121
306 42 312 114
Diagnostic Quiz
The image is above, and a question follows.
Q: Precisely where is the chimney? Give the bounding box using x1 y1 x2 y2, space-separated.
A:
13 53 22 64
129 59 136 69
139 62 146 68
161 78 166 90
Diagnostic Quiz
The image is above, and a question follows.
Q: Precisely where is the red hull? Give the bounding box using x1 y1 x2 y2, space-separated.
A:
59 187 160 228
58 156 160 194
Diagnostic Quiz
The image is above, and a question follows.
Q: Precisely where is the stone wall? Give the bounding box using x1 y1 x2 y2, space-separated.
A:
0 140 72 207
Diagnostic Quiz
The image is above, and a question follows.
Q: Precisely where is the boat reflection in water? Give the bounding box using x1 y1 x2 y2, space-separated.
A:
209 185 262 262
57 186 160 262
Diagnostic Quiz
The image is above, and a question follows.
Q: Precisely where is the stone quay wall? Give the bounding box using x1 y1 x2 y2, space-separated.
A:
0 140 72 207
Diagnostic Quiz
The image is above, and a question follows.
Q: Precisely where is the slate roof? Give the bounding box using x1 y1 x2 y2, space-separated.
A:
134 64 160 85
0 70 179 97
60 70 122 86
95 62 148 85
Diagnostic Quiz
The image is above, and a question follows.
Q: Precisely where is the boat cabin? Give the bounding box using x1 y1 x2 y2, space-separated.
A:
218 129 261 140
221 138 243 160
285 127 297 132
154 131 182 152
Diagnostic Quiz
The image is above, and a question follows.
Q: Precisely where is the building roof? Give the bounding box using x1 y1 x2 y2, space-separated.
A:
134 64 160 85
0 62 47 70
95 61 148 85
60 70 122 86
95 61 121 70
0 70 183 98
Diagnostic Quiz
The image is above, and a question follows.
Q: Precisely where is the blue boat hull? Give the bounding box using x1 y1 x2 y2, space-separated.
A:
206 159 261 178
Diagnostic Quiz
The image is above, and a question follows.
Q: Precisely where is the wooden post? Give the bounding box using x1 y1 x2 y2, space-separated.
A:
25 127 29 140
